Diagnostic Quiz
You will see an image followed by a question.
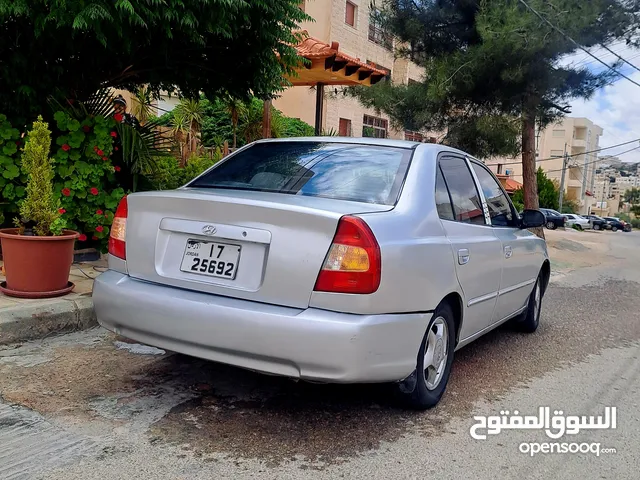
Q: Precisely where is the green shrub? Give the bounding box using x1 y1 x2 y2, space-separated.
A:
140 151 221 191
0 114 26 227
17 116 63 235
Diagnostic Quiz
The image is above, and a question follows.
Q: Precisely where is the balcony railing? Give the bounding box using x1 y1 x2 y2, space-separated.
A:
368 23 393 50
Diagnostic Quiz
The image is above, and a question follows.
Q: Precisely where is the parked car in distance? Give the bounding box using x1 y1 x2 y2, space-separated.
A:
539 208 566 230
583 214 608 230
93 138 550 410
603 216 631 232
563 213 592 230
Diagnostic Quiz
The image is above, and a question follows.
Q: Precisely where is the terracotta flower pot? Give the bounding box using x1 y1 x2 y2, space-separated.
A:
0 228 80 298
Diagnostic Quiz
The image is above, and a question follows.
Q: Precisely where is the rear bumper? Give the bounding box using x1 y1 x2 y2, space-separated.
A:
93 271 431 383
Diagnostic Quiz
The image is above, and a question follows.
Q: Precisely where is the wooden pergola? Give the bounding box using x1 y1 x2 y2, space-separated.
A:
264 35 388 137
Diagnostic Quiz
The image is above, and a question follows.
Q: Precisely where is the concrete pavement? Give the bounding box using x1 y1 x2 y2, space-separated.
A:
0 230 638 479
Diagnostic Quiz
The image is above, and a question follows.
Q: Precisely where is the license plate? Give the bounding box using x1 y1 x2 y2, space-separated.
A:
180 239 241 280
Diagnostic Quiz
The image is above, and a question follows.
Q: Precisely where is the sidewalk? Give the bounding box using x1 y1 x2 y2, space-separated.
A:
0 259 104 345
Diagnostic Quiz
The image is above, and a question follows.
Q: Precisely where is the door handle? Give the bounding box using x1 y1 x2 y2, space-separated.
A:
458 248 470 265
504 245 513 259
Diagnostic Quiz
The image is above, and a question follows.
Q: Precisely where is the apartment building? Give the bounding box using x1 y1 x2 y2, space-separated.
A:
489 117 603 214
273 0 425 140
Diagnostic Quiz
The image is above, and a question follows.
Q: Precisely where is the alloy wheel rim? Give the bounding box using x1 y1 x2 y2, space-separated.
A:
423 316 449 390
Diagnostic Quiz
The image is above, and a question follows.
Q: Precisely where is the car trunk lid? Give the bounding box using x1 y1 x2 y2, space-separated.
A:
124 189 393 308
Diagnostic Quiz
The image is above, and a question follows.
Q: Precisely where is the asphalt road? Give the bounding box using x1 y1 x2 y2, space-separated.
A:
0 230 638 480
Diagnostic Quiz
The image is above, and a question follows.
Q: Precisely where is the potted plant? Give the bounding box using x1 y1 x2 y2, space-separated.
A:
0 116 79 298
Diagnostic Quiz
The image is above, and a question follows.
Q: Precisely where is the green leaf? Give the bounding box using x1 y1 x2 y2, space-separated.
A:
69 150 81 161
15 186 26 198
2 163 20 179
68 119 81 132
3 183 15 200
68 130 86 148
2 143 17 156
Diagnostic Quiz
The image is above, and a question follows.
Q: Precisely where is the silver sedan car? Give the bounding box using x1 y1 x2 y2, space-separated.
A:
94 138 550 409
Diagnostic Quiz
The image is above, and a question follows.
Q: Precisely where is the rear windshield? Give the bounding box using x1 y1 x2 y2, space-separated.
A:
188 142 413 205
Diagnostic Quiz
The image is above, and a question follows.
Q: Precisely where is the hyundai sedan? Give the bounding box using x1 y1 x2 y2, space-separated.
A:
94 138 550 409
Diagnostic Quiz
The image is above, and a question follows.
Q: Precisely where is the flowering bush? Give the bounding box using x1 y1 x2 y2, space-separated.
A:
0 112 125 252
52 111 125 251
0 114 26 227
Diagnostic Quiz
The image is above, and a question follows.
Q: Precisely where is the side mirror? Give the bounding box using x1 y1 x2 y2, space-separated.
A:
520 209 545 229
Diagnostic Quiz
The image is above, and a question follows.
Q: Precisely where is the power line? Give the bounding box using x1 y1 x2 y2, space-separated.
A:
507 145 640 178
485 137 640 167
599 44 640 74
518 0 640 89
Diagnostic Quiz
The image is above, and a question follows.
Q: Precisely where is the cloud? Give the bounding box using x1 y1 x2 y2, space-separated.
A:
561 44 640 164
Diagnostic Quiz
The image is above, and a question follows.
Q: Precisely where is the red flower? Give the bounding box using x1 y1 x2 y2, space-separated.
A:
92 235 99 241
114 113 123 122
61 144 71 152
61 188 71 197
15 140 20 146
82 125 91 133
90 187 99 196
96 209 103 215
102 156 109 161
110 131 117 137
114 165 121 172
93 146 98 151
114 146 119 151
97 149 104 156
95 225 104 233
58 208 66 214
78 234 87 241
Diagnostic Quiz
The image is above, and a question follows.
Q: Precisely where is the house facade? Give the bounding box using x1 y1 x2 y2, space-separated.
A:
274 0 427 140
488 117 603 214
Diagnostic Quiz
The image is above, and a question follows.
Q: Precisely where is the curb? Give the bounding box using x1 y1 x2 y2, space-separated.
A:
0 295 96 345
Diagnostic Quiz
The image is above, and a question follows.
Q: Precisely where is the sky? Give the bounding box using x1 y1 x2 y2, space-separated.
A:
562 42 640 164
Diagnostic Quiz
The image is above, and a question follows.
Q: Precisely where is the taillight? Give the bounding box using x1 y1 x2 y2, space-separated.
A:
108 196 128 259
314 216 381 294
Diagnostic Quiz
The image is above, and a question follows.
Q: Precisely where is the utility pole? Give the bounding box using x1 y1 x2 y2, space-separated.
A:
558 143 568 213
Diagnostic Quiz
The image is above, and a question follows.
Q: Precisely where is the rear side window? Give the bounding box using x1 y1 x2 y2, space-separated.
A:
189 142 412 205
439 157 485 225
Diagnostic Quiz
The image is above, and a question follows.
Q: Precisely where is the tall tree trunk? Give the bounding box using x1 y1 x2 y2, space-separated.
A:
522 94 544 239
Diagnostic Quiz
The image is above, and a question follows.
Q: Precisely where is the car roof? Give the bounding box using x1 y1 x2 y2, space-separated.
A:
252 137 476 158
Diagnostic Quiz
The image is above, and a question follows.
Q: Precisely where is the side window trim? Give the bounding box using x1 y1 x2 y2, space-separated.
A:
468 158 520 228
435 162 455 221
437 153 487 226
465 157 492 225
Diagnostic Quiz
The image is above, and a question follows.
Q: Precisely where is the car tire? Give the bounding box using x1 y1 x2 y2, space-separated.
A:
512 275 542 333
394 302 457 410
594 224 601 231
546 221 556 230
612 226 618 232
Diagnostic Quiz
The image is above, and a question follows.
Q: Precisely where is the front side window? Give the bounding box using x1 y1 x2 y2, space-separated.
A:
189 142 411 206
439 157 485 225
471 163 516 227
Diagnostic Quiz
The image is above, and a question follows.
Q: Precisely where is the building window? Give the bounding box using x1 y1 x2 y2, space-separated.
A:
345 1 356 27
404 130 423 142
339 118 352 137
552 129 565 138
496 164 504 175
363 114 388 138
368 9 393 49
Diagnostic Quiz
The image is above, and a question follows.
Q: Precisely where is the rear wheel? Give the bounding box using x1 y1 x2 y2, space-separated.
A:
546 221 556 230
512 275 542 333
612 226 618 232
394 302 456 410
594 224 601 231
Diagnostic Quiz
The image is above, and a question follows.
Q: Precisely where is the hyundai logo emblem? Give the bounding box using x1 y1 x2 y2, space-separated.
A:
202 225 217 235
